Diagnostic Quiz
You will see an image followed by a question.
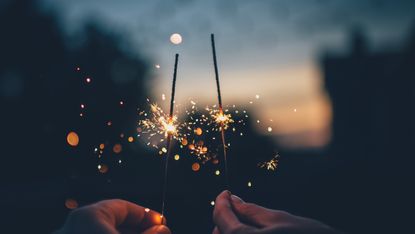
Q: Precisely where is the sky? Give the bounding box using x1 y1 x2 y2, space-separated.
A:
41 0 415 148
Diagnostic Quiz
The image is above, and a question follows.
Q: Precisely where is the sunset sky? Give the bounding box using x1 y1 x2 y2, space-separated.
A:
42 0 415 148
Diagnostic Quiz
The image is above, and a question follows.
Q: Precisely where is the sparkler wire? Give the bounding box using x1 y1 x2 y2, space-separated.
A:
211 34 229 188
161 53 179 219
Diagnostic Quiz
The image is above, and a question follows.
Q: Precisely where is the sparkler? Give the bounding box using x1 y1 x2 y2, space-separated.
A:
161 53 179 219
211 33 230 187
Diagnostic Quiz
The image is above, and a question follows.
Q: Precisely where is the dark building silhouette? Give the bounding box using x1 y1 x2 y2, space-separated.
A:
321 26 415 233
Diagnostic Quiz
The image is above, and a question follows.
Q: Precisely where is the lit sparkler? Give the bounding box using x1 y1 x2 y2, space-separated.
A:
211 33 230 187
160 53 179 219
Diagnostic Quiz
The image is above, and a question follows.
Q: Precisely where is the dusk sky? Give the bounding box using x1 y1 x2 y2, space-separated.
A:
42 0 415 148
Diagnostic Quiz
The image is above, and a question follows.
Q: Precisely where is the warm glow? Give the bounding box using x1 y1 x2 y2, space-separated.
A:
215 113 228 123
65 198 78 210
128 136 134 142
66 131 79 147
192 162 200 171
113 144 122 154
195 127 203 136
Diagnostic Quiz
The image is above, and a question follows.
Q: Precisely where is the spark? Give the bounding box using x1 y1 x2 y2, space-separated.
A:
258 154 280 171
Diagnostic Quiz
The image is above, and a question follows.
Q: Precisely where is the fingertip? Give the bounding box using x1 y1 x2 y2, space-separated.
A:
142 225 171 234
230 195 244 204
212 226 220 234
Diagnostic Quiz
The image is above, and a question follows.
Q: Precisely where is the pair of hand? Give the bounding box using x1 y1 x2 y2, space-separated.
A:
57 191 340 234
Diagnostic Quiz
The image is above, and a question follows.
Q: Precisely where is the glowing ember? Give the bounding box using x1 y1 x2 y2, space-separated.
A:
128 136 134 142
66 131 79 147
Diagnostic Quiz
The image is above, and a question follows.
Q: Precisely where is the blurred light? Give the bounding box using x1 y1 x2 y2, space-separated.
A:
255 94 260 99
99 143 105 150
155 64 161 69
80 104 85 109
113 144 122 154
267 127 272 132
85 77 91 83
119 100 124 105
174 154 180 160
128 136 134 142
192 162 200 171
98 164 108 173
65 198 78 210
248 181 252 187
195 127 203 136
66 131 79 147
215 170 220 176
181 138 188 146
170 33 182 45
210 201 215 206
145 208 150 212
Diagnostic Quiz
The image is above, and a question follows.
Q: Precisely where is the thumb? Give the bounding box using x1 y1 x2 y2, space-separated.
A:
230 195 279 228
141 225 171 234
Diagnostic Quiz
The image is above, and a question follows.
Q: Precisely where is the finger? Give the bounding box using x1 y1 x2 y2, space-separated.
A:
212 226 221 234
141 225 171 234
213 191 255 234
230 195 280 228
93 199 164 231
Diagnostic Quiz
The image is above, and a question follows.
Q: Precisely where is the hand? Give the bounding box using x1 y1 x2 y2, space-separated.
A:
213 191 340 234
56 199 171 234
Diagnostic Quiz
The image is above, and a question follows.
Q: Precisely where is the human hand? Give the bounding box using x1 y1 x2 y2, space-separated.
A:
213 191 340 234
56 199 171 234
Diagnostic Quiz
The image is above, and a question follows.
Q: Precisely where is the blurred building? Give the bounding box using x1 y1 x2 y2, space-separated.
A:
321 26 415 233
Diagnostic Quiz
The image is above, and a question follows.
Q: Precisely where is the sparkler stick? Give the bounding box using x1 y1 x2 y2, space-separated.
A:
161 53 179 219
211 34 229 188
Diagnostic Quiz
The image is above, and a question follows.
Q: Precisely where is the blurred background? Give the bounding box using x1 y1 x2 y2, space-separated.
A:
0 0 414 233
